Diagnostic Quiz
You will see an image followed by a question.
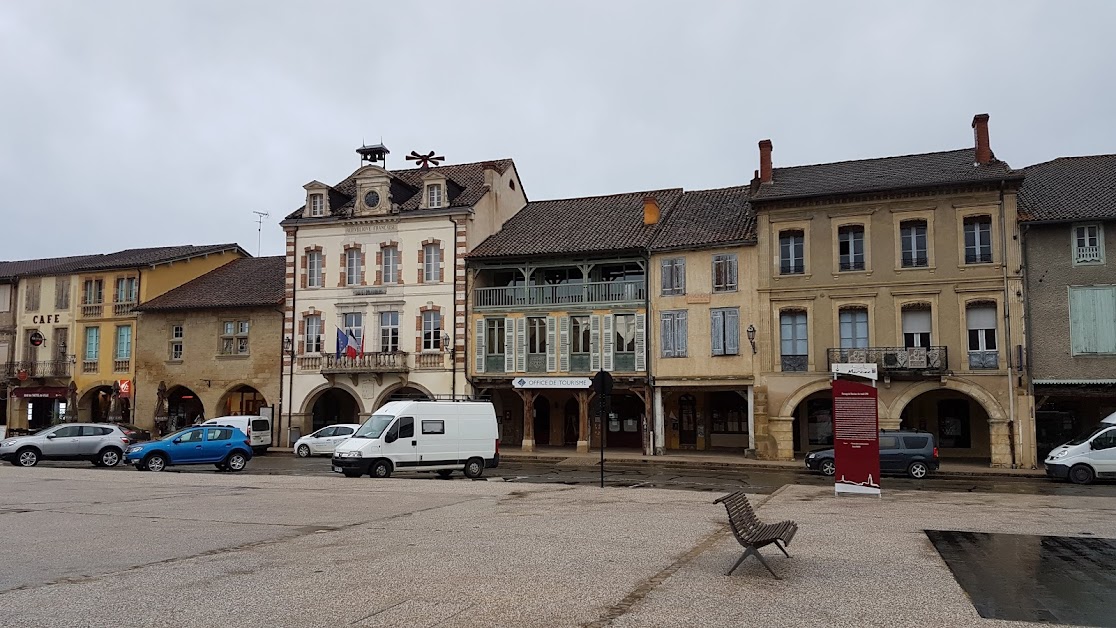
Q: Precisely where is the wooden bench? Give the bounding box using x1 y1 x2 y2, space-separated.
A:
714 491 798 579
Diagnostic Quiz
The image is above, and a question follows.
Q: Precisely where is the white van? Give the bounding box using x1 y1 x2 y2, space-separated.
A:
331 400 499 479
202 415 272 453
1044 411 1116 485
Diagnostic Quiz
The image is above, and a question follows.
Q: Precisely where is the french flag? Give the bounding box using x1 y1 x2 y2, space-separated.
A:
336 328 360 359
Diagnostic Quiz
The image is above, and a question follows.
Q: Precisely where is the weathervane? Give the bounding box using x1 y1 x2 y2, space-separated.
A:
405 150 445 169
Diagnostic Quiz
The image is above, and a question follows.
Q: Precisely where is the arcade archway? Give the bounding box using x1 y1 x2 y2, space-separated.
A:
219 385 267 416
167 386 204 430
308 387 361 432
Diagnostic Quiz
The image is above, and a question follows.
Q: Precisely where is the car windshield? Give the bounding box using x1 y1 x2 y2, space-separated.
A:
1068 425 1110 446
353 415 394 439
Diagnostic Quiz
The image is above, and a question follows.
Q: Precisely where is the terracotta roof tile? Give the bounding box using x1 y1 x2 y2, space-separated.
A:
135 257 285 312
651 186 754 251
1018 155 1116 222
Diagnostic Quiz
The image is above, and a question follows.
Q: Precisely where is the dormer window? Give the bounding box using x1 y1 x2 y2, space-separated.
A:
309 194 325 217
427 184 444 209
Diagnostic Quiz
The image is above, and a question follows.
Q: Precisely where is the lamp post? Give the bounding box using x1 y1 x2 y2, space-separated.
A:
282 336 293 447
746 324 757 355
442 332 456 401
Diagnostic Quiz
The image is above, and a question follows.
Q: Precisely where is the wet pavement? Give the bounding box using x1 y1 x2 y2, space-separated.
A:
927 530 1116 626
16 454 1116 496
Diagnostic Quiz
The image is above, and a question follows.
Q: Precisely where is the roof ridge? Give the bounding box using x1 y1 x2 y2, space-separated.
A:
528 187 684 205
773 147 974 172
1027 154 1116 168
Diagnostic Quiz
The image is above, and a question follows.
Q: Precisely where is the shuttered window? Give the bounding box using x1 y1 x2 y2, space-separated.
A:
1070 286 1116 355
712 254 738 292
710 308 739 356
660 311 688 358
660 258 685 295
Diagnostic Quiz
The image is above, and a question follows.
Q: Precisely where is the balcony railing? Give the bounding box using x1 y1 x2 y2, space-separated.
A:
320 352 408 374
81 303 104 318
964 252 993 264
113 359 131 373
113 301 138 316
838 259 865 271
827 347 948 376
780 354 808 372
473 280 645 309
8 360 72 378
82 360 98 374
485 355 506 373
901 255 929 268
968 350 999 370
415 352 446 370
1075 246 1101 263
780 262 805 275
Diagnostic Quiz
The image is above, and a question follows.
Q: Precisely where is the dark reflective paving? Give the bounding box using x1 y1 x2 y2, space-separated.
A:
927 530 1116 627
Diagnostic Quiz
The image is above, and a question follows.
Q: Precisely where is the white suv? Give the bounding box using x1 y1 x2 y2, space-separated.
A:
0 423 132 467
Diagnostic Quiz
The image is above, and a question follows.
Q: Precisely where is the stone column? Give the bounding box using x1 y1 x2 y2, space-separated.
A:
768 416 796 461
988 418 1011 468
653 387 665 455
576 390 591 453
519 390 536 452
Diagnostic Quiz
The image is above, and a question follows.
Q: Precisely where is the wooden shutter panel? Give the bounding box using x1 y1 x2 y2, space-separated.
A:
602 314 614 371
546 316 557 372
660 313 673 358
515 317 527 372
474 318 486 373
660 259 671 294
590 315 601 371
726 308 740 355
711 309 725 356
678 259 686 294
674 310 682 356
559 316 570 372
1100 288 1116 353
634 312 646 371
504 317 515 372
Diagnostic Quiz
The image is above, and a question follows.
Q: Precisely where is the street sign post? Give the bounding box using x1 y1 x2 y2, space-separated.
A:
592 370 613 488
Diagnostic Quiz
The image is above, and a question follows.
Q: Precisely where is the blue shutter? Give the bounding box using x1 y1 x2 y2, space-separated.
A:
711 309 725 356
725 308 740 355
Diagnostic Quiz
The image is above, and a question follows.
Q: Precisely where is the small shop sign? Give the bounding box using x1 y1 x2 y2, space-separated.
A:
512 377 592 389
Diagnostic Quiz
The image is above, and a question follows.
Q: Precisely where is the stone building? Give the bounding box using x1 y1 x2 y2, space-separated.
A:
280 145 526 445
133 257 285 435
6 245 245 432
647 187 761 455
749 114 1034 467
1019 154 1116 459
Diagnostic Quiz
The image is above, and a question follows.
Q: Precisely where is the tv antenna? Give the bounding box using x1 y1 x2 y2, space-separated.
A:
252 211 269 256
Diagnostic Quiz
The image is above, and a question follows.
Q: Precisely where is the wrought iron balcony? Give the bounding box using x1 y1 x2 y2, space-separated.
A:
473 280 645 309
901 255 929 268
320 352 409 374
964 252 993 264
838 260 865 271
780 262 805 275
780 354 808 372
827 347 948 376
967 350 999 370
8 360 72 378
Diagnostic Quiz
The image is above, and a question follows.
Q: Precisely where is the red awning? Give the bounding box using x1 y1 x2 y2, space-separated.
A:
11 387 68 399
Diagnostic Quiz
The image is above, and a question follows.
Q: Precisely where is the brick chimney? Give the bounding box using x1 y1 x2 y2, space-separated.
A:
758 139 773 183
972 114 991 165
643 196 660 225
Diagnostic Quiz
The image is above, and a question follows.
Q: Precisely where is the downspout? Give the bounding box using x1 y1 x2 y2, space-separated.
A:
644 250 655 456
286 226 298 447
1020 221 1036 468
449 215 459 400
998 180 1017 468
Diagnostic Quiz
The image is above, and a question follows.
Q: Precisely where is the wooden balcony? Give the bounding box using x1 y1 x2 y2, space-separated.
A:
474 280 645 309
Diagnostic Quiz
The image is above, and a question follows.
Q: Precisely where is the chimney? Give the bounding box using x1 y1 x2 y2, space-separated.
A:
758 139 773 183
643 196 660 225
972 114 991 165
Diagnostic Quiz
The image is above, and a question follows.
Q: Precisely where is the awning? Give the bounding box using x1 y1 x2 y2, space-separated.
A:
11 387 68 399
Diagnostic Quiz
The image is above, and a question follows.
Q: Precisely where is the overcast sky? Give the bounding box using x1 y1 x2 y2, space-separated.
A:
1 1 1113 260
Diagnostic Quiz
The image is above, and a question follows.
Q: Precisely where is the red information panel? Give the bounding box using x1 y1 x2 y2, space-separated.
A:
832 379 880 496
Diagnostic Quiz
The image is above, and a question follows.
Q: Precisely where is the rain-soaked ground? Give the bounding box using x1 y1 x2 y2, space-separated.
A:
927 530 1116 626
23 454 1116 496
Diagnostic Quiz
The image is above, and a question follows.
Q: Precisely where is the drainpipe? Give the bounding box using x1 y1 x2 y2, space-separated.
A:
286 227 298 447
998 180 1017 468
1020 222 1037 467
644 254 657 456
449 216 459 400
273 304 285 447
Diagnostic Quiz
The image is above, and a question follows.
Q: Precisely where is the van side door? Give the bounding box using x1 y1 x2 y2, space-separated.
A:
417 417 458 466
1089 428 1116 476
383 417 418 469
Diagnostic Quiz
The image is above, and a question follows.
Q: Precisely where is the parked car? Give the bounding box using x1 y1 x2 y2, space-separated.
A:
125 426 253 472
201 416 272 453
117 423 153 444
332 400 499 479
1045 411 1116 485
294 424 360 457
805 429 939 479
0 423 131 468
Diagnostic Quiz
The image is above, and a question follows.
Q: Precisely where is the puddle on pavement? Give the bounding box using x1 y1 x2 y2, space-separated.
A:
926 530 1116 627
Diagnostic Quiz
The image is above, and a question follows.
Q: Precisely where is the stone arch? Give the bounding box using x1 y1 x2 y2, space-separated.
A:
889 377 1007 422
217 383 268 416
373 382 435 409
78 383 116 423
300 382 366 416
777 378 890 421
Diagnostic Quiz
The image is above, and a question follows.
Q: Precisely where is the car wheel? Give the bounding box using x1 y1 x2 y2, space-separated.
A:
907 461 929 480
342 470 362 478
296 444 311 458
464 457 485 479
819 458 836 476
144 453 167 472
16 448 39 467
1069 464 1095 485
99 448 122 468
437 470 453 479
225 452 248 472
370 460 392 478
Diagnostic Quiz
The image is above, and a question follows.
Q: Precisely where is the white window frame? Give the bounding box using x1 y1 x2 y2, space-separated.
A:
902 309 932 348
309 193 324 217
485 318 506 355
116 276 138 303
379 311 400 352
421 311 441 352
305 315 323 354
169 324 184 361
220 320 249 355
307 251 323 288
342 312 363 350
1073 223 1105 265
382 246 399 284
423 244 440 283
779 311 808 357
427 184 443 209
345 248 361 286
838 225 865 271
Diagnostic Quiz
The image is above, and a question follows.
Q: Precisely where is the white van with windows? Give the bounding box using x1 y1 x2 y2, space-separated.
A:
202 415 272 453
1045 411 1116 485
331 400 499 479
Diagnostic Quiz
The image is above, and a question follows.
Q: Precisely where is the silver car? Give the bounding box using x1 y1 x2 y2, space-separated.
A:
0 423 131 468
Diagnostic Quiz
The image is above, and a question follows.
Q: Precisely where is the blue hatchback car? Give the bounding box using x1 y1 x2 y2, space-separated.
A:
125 426 253 472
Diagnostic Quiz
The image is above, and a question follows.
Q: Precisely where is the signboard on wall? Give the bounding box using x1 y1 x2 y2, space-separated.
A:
832 379 881 497
116 380 132 398
512 377 592 389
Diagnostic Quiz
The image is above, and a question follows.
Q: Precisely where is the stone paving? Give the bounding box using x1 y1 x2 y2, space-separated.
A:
1 467 1114 627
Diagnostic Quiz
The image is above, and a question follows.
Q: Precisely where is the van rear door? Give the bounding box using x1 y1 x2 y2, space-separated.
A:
250 417 272 447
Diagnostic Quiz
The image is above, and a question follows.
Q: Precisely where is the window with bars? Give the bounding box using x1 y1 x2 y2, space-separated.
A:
380 311 399 352
838 225 865 271
220 320 250 355
382 246 399 284
779 231 805 274
900 220 929 267
964 216 993 264
712 254 738 292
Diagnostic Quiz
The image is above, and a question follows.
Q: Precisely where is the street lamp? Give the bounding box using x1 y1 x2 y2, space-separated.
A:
283 336 293 353
442 332 456 401
746 324 757 355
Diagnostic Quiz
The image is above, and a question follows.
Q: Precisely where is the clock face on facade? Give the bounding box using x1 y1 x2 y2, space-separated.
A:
364 190 381 208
